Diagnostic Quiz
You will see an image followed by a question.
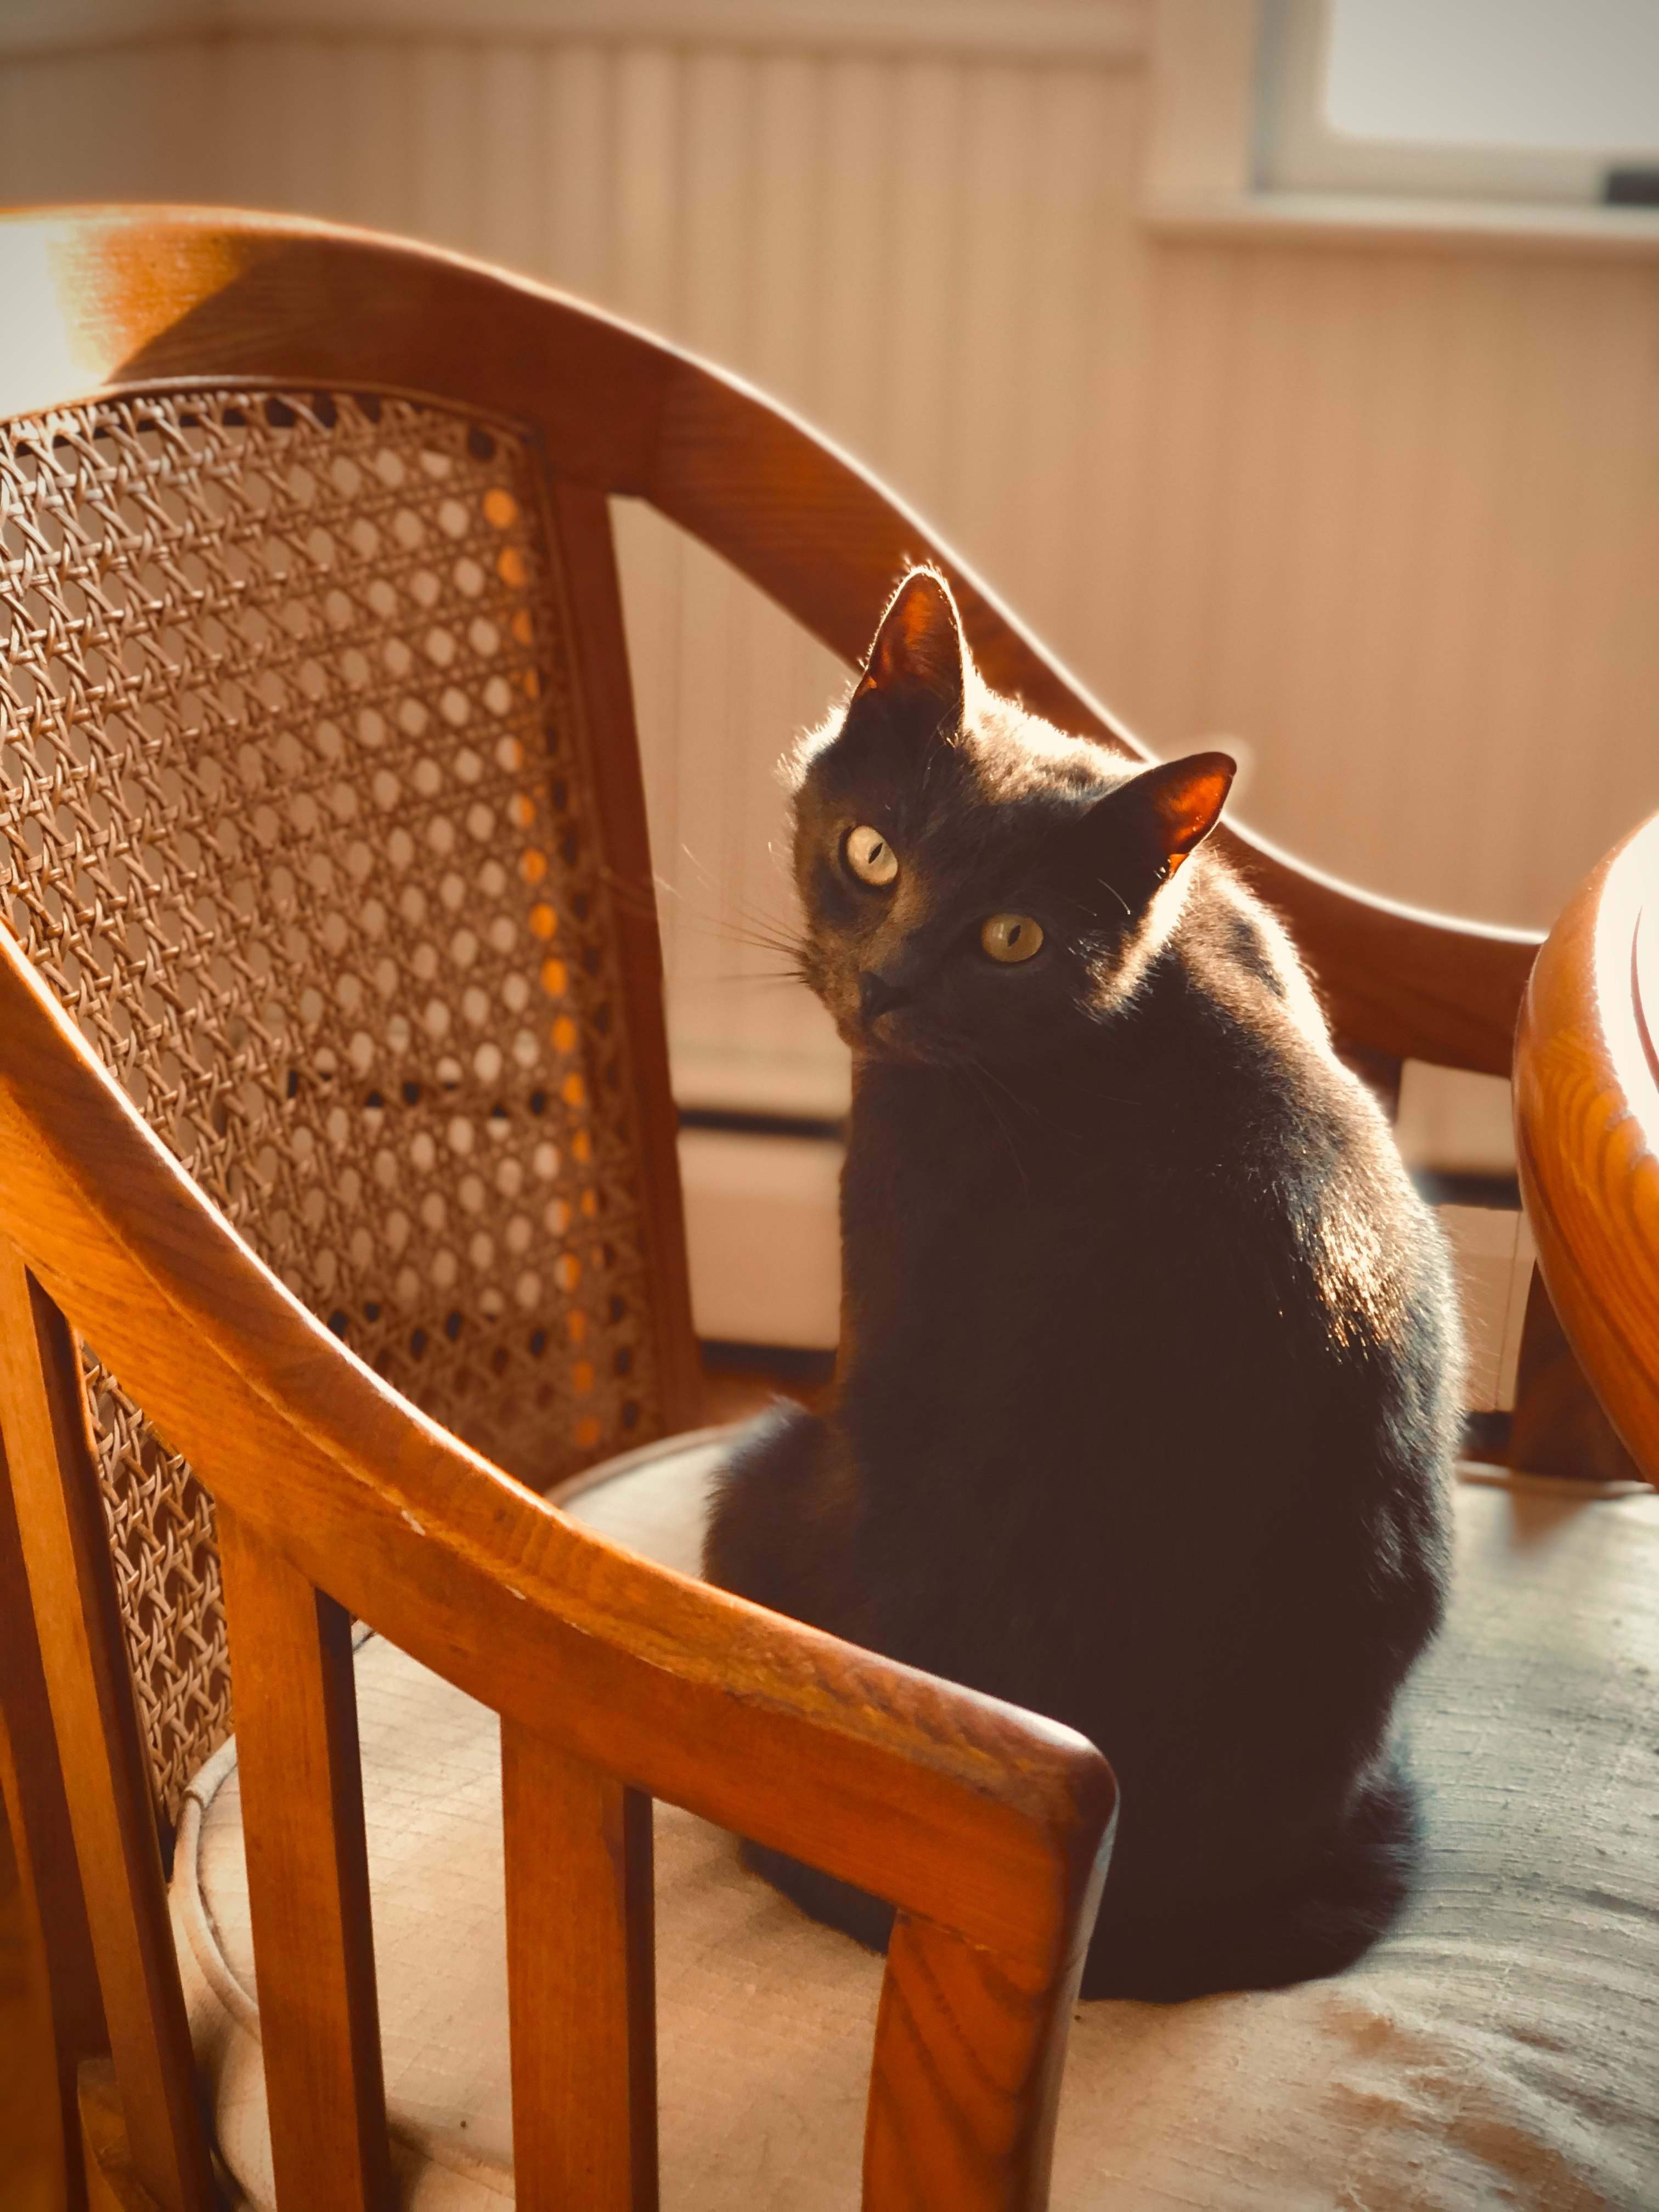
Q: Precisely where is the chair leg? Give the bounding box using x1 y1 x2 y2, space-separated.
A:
1509 1269 1646 1483
78 2059 170 2212
0 1440 108 2212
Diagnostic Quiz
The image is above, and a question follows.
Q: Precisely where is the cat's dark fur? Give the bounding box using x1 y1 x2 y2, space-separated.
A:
704 571 1458 2002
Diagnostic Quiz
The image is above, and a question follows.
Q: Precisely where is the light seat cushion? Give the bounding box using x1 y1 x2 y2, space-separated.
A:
172 1434 1659 2210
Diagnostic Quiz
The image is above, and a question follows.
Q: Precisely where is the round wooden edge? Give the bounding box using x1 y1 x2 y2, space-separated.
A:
1514 810 1659 1484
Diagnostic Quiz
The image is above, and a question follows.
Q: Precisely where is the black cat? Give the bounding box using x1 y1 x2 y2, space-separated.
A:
704 569 1458 2001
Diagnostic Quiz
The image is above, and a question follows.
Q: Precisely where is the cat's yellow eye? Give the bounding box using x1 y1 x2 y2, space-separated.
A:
844 825 899 886
981 913 1044 964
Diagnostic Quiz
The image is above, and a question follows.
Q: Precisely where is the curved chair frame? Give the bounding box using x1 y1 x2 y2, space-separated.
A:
0 205 1549 2212
1514 810 1659 1482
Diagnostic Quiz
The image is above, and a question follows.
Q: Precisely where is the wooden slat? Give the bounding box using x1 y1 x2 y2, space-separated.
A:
0 1250 216 2212
78 2058 170 2212
0 1416 108 2212
215 1505 392 2212
865 1906 1096 2212
502 1722 657 2212
542 473 703 1437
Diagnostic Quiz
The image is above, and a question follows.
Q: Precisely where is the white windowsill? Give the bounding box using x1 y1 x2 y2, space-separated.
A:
1146 189 1659 259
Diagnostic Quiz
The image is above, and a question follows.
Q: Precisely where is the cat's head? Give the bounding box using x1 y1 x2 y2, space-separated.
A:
790 569 1234 1069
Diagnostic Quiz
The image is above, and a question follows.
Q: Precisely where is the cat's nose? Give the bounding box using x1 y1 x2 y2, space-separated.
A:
859 971 912 1023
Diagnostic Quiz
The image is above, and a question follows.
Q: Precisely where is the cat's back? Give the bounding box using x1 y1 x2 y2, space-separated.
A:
1153 861 1462 1486
1160 861 1431 1231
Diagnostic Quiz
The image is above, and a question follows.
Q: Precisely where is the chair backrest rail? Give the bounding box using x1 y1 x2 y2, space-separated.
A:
216 1505 393 2211
0 212 1542 1078
502 1723 658 2212
0 1249 217 2212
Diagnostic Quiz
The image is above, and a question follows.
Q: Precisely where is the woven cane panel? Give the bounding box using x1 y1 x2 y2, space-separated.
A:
82 1353 232 1829
0 388 665 1819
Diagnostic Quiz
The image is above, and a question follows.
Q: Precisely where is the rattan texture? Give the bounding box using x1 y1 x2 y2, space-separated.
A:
0 388 665 1822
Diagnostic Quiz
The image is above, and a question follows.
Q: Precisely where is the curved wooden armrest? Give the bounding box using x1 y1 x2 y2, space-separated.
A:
0 923 1113 1968
1 919 1113 2210
1514 811 1659 1485
0 204 1539 1074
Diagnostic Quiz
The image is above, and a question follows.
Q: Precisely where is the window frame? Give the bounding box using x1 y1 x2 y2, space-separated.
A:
1259 0 1651 208
1143 0 1659 254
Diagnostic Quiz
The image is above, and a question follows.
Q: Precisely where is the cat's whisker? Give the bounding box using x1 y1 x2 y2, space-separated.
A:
658 850 806 951
1094 875 1133 921
958 1056 1031 1201
970 1055 1092 1148
659 898 810 970
702 972 811 990
712 927 808 963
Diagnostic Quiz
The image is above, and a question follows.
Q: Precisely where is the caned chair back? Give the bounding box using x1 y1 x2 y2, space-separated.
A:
0 208 1546 2212
2 384 691 1829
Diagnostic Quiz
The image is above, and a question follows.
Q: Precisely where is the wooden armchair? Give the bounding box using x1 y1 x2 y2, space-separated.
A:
1 208 1643 2212
0 208 1124 2212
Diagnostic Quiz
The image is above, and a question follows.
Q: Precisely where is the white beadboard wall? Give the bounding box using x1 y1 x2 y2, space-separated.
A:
4 10 1658 1122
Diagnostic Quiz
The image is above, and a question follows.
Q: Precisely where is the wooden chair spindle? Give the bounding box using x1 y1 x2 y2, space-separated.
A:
502 1720 657 2212
865 1907 1095 2212
216 1505 393 2212
0 1249 217 2212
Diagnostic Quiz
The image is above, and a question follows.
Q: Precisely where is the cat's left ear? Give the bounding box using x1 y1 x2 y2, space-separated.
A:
1122 751 1236 876
853 569 966 714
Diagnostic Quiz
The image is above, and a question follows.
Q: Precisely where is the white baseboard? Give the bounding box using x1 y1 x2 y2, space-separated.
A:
1439 1204 1535 1416
678 1128 842 1350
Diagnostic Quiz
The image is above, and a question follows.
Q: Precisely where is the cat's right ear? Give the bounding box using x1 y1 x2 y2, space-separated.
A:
1085 751 1236 887
852 569 966 718
1133 752 1236 873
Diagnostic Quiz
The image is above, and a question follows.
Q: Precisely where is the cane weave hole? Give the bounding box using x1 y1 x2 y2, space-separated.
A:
0 388 665 1823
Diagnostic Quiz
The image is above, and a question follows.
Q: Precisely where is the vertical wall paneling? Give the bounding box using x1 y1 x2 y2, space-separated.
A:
477 46 544 276
543 43 612 302
1 14 1657 1140
340 39 419 235
409 42 477 251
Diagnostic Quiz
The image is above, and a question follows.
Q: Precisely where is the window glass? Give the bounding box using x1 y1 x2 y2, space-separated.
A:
1325 0 1659 157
